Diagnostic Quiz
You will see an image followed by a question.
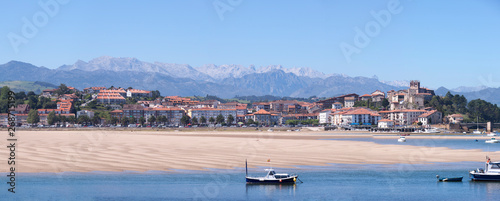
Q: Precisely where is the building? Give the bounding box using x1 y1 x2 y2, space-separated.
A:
378 119 395 128
122 104 145 119
280 113 318 125
252 102 271 112
110 110 124 119
344 97 356 108
154 107 185 125
371 90 385 102
314 93 359 109
418 110 442 125
100 89 127 97
319 109 332 124
387 81 435 111
360 94 372 101
11 104 30 115
332 102 342 110
77 110 95 118
127 89 152 98
340 107 380 126
447 114 464 124
246 109 279 125
379 109 427 125
188 108 237 124
96 92 126 104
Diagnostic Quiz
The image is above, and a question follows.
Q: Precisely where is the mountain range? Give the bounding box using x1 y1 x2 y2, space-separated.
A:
1 56 498 104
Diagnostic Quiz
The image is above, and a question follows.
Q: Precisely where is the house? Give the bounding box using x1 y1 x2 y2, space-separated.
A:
110 110 124 119
100 89 127 97
246 109 279 125
344 97 356 108
12 104 30 114
378 119 395 128
280 113 318 125
42 89 57 97
417 110 442 125
83 87 106 94
447 114 464 124
371 90 385 102
360 94 372 101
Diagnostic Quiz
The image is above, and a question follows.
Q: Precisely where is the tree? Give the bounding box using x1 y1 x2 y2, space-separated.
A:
192 117 198 125
55 84 70 96
200 116 207 124
68 116 76 124
121 116 129 126
180 115 191 126
216 114 225 124
139 116 146 126
47 111 57 125
151 90 161 99
129 116 136 124
0 86 10 100
227 114 234 125
148 116 156 125
27 109 40 125
209 117 215 124
247 118 256 125
91 115 101 125
77 115 90 125
381 98 389 109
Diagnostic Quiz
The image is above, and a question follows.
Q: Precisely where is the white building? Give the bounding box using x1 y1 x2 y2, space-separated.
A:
417 110 442 125
77 110 95 118
379 109 426 125
344 97 356 108
378 119 395 128
332 102 342 110
319 109 332 124
340 107 381 126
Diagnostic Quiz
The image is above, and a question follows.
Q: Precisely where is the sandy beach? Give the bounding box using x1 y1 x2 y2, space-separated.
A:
1 130 499 173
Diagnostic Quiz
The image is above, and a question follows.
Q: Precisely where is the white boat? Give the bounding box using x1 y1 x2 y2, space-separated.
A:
423 128 440 133
473 116 482 134
398 136 406 142
485 138 499 143
470 157 500 181
486 133 498 137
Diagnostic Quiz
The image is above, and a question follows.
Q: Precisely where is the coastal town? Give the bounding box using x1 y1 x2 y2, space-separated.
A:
2 80 492 132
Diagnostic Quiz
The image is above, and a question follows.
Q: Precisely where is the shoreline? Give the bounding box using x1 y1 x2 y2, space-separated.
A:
2 130 499 173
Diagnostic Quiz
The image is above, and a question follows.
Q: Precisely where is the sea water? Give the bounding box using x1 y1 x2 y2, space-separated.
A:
3 137 500 200
2 164 499 200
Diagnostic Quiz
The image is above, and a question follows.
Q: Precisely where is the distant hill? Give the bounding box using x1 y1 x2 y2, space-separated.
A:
436 86 500 105
1 57 411 98
0 80 57 94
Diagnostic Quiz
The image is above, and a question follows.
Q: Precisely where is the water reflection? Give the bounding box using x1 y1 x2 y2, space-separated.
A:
245 183 297 197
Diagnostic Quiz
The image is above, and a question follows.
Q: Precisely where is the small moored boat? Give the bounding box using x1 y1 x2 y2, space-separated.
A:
245 160 299 184
485 138 499 143
436 175 463 182
398 136 406 142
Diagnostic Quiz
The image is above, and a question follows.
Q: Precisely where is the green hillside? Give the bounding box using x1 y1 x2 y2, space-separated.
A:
0 81 57 94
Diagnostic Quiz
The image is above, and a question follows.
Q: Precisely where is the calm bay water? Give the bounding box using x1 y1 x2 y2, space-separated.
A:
3 137 500 200
2 164 500 200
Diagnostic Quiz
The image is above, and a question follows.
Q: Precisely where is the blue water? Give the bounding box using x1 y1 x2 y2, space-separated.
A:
2 164 500 201
3 137 500 200
326 138 500 152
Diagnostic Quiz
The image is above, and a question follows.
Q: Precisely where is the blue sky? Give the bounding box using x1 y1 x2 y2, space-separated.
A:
1 0 500 89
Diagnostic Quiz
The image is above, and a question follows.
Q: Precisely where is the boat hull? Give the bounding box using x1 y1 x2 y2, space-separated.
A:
246 176 298 184
438 177 463 182
470 173 500 181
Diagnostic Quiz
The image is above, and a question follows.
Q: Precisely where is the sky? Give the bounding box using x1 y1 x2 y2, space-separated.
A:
1 0 500 89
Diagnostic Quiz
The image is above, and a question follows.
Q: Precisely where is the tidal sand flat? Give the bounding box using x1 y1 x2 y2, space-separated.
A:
1 130 499 173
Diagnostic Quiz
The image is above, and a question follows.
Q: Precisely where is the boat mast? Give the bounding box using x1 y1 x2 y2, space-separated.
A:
245 159 248 177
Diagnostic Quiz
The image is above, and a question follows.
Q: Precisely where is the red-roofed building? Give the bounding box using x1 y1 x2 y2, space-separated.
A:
360 94 372 101
127 89 152 98
379 109 427 125
418 110 442 125
340 107 381 125
96 92 126 104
